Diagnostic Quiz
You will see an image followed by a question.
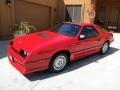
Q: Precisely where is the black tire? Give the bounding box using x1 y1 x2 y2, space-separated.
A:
100 42 110 54
49 53 69 73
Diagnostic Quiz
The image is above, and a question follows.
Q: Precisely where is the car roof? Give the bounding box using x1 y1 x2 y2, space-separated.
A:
64 22 98 27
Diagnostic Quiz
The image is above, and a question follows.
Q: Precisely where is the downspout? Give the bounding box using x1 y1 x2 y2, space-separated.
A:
81 3 85 23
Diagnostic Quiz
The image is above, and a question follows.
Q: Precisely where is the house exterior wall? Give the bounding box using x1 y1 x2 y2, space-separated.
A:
0 0 58 40
2 0 119 40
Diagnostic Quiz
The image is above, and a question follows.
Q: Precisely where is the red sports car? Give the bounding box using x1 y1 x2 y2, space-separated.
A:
8 22 114 74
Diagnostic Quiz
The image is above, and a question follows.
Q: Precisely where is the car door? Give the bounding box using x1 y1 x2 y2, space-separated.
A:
72 26 102 60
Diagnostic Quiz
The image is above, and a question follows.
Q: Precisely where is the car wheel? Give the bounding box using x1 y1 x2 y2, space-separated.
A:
50 53 68 73
100 42 109 54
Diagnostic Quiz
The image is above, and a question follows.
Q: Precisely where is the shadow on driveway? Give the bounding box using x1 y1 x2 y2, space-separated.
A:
26 47 119 81
0 41 10 59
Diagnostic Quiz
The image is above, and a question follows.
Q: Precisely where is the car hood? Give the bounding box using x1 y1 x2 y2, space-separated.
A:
12 31 72 53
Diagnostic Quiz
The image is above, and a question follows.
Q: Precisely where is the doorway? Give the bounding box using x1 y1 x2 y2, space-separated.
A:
107 7 120 31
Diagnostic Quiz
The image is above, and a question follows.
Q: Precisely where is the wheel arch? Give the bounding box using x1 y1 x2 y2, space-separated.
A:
104 40 110 45
51 50 71 62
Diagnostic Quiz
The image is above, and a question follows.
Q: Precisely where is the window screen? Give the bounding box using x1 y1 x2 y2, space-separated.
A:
66 5 82 22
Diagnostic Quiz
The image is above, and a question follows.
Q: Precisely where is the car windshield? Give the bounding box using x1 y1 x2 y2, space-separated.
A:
50 23 81 37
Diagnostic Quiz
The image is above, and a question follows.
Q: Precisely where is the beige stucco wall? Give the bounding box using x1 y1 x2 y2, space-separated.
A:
64 0 83 5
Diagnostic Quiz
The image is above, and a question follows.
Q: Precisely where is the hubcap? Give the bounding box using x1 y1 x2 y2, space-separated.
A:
102 43 109 54
53 56 67 71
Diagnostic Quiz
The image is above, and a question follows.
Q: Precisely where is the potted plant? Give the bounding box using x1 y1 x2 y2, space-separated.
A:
13 21 36 37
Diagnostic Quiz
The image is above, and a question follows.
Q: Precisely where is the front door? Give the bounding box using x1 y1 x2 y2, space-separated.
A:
72 26 101 60
107 7 120 31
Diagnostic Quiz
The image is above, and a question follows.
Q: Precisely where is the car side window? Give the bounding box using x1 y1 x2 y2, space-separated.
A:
80 26 98 39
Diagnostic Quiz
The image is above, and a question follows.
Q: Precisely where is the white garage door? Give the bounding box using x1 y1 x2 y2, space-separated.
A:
14 0 51 31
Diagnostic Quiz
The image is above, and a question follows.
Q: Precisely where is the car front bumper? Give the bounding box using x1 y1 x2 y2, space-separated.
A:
8 45 50 75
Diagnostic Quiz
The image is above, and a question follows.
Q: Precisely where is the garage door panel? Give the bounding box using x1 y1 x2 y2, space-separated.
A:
14 0 51 31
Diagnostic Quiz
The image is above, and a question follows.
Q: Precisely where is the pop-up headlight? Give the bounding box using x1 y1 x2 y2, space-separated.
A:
19 50 29 58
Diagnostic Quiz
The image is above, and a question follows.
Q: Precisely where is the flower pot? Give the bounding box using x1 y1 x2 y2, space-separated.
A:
13 31 26 38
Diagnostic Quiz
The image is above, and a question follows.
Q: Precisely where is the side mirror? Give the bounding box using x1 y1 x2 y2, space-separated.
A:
79 35 85 39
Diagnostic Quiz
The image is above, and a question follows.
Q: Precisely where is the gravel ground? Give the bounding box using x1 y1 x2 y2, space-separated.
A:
0 33 120 90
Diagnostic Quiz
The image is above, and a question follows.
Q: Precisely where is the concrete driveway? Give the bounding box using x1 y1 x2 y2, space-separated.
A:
0 33 120 90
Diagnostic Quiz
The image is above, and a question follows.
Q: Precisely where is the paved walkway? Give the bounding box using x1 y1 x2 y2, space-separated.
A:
0 33 120 90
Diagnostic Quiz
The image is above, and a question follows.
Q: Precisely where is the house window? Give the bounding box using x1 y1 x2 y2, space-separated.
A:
65 5 82 23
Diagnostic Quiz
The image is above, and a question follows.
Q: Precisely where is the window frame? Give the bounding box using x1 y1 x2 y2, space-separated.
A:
79 26 99 40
